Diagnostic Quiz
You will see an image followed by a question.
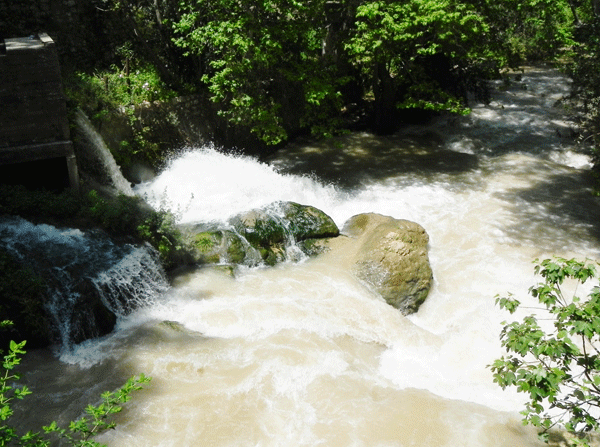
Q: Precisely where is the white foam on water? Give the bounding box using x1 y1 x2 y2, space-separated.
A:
135 146 341 224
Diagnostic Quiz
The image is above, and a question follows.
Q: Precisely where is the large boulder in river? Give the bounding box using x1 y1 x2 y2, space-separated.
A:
185 201 339 266
340 213 433 315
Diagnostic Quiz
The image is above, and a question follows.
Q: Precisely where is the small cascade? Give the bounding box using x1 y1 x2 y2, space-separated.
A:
255 201 309 263
73 109 135 196
92 249 169 315
0 216 168 350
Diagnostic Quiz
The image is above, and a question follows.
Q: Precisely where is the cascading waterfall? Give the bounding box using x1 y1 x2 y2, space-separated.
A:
10 66 600 446
91 247 169 314
0 216 168 350
73 109 135 196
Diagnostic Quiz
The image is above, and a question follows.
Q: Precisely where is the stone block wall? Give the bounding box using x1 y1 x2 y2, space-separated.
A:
0 33 78 191
0 33 69 148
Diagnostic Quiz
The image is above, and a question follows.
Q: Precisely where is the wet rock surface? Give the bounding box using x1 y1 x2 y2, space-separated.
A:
183 201 339 266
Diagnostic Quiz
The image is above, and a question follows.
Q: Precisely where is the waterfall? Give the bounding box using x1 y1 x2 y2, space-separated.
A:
10 67 600 447
0 216 168 350
73 109 135 196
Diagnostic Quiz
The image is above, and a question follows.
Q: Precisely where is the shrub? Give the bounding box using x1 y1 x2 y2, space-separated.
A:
0 252 50 349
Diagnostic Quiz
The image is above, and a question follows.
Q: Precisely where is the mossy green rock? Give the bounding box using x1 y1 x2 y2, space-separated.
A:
231 201 339 246
282 202 339 240
184 202 339 267
188 229 256 265
230 201 338 263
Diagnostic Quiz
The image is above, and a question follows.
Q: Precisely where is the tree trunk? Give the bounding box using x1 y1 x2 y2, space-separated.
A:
373 61 396 134
567 0 580 25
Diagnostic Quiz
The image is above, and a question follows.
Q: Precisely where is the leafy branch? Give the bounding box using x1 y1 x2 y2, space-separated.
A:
490 258 600 446
42 374 151 446
0 325 150 446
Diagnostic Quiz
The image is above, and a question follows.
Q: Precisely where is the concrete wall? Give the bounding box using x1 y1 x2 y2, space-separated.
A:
0 0 111 71
0 33 78 191
0 33 69 147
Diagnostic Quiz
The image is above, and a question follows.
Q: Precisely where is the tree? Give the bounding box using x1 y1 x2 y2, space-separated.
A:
173 0 347 145
345 0 494 132
567 0 600 172
490 258 600 446
99 0 190 90
478 0 574 64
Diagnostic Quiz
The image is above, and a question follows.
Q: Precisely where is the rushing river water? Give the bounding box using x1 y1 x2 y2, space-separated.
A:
14 66 600 446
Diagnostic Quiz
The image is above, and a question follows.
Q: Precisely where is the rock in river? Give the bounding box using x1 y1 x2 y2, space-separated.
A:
340 213 433 315
184 201 339 266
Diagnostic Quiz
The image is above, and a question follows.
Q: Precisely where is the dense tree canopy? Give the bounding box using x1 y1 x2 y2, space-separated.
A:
167 0 591 140
173 0 344 144
346 0 492 130
4 0 600 152
172 0 502 138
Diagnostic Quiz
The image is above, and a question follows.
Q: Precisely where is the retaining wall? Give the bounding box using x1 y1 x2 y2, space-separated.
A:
0 33 78 191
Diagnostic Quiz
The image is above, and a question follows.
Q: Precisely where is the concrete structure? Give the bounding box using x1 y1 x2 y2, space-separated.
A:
0 33 78 191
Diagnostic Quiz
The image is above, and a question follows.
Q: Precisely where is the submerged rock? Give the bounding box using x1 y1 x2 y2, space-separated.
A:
231 201 339 243
340 213 433 314
281 201 340 240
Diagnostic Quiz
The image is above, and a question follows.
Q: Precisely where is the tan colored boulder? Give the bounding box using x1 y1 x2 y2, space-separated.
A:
338 213 433 315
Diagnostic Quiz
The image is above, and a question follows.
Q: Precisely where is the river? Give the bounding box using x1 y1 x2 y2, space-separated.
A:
14 66 600 446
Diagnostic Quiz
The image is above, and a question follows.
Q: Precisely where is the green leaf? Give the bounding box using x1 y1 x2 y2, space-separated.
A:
491 257 600 440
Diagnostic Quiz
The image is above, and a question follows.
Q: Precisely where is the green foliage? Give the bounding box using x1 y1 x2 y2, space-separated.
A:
194 233 216 253
173 0 346 144
136 208 183 267
0 186 81 224
0 252 50 349
567 16 600 174
345 0 493 119
118 109 163 170
172 0 520 138
490 258 600 446
41 374 151 446
0 185 184 270
64 64 177 170
84 190 184 268
251 219 287 247
0 332 150 446
65 65 176 116
7 0 589 145
84 190 146 236
479 0 575 65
